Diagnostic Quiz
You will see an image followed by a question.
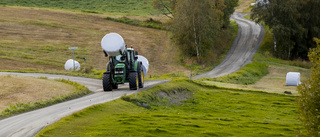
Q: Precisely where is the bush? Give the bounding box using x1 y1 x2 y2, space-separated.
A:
104 17 164 30
297 38 320 136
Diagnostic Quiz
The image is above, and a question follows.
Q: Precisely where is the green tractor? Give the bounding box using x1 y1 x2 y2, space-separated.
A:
101 33 145 91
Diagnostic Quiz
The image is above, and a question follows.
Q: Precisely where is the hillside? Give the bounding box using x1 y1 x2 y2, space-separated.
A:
0 6 188 76
0 0 158 16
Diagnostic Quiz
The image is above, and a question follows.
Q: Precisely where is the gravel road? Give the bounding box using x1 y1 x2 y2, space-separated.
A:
0 72 168 137
193 12 265 79
0 12 264 137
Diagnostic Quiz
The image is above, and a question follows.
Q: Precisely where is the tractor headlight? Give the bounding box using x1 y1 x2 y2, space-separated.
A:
115 68 124 75
115 70 124 74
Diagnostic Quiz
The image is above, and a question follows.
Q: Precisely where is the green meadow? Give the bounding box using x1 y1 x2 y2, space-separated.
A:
36 80 304 136
0 0 158 15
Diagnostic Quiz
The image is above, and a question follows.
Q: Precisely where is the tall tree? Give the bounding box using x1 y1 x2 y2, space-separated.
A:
251 0 320 60
221 0 239 28
171 0 225 61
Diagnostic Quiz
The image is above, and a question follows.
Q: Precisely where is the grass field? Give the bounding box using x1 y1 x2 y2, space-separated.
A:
36 80 305 136
0 75 75 112
0 0 158 16
0 6 189 77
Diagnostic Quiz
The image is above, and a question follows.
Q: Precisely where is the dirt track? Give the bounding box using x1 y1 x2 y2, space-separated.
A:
193 12 264 79
0 72 168 137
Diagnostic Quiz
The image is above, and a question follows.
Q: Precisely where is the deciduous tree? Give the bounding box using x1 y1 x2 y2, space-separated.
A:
297 38 320 136
251 0 320 60
171 0 226 61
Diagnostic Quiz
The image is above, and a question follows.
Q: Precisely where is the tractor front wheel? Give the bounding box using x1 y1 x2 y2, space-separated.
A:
103 73 112 91
129 71 138 90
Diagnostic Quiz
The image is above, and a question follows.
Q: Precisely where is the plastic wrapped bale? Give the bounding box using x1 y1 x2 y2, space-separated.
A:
286 72 301 86
65 59 80 71
101 33 126 56
137 55 149 77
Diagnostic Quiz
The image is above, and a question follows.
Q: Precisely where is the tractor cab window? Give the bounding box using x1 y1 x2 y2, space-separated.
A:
127 50 134 62
115 55 125 62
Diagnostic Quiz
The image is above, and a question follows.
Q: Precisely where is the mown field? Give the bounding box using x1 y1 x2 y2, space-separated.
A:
0 75 74 112
0 0 158 16
36 80 305 136
0 6 189 77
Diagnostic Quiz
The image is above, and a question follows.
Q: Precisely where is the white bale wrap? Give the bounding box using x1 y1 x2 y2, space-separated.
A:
65 59 80 71
286 72 301 86
137 55 149 77
101 33 126 56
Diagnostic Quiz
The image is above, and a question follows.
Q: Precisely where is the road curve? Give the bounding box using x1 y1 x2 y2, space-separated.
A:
0 72 168 137
193 12 265 79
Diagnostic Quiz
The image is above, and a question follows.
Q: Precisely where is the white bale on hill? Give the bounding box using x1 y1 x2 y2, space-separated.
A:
65 59 80 71
137 55 149 77
286 72 301 86
101 33 126 57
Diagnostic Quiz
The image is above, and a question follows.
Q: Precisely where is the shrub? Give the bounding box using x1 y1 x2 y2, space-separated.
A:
297 38 320 136
104 17 164 30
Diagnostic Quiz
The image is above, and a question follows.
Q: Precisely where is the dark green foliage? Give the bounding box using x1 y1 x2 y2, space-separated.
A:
104 17 164 30
221 0 239 28
251 0 320 60
172 0 224 59
0 0 158 16
170 0 238 62
297 38 320 136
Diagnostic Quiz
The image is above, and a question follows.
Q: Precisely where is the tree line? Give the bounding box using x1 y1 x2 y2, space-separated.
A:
153 0 239 62
251 0 320 60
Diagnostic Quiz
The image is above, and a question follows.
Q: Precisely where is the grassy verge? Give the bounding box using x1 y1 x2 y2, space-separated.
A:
36 80 304 137
0 79 91 119
201 62 269 85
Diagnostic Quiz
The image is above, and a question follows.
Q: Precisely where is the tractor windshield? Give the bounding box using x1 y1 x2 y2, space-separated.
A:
115 55 125 62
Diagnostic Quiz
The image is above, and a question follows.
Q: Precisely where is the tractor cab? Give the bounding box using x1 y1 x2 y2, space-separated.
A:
101 33 146 91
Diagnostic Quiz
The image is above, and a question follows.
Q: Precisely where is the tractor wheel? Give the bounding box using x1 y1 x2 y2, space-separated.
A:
103 73 112 91
137 63 144 88
129 71 138 90
112 83 118 89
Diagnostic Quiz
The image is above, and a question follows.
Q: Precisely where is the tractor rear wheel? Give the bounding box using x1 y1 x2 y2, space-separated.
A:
137 63 144 88
103 73 112 91
129 71 138 90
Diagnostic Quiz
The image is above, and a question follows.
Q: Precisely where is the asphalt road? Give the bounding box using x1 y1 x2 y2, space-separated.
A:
193 12 264 79
0 72 168 137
